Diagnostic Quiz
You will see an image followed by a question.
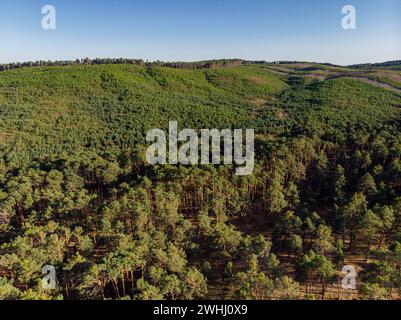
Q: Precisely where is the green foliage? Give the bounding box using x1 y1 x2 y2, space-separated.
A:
1 62 401 300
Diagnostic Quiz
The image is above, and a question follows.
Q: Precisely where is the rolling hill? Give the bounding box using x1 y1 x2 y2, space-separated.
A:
1 61 401 300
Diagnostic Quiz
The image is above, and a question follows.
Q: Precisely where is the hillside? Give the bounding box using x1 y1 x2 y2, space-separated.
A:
1 63 401 300
348 60 401 70
0 64 286 164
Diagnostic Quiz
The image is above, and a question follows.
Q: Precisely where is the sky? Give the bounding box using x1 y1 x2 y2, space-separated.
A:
0 0 400 65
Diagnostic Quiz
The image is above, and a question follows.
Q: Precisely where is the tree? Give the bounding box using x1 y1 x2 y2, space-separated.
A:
359 210 382 260
343 192 368 251
299 250 335 299
332 165 346 204
182 267 208 299
265 173 288 217
275 276 300 300
361 243 401 299
313 225 334 255
361 283 388 300
358 173 377 196
0 277 22 300
376 206 395 249
235 255 275 300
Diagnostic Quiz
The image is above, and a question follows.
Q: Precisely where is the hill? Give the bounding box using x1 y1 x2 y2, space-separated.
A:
1 62 401 300
0 64 286 164
348 60 401 70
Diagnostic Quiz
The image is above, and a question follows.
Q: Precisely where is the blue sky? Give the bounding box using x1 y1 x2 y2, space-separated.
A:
0 0 400 65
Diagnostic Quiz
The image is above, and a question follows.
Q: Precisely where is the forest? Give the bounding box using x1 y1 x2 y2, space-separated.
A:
1 61 401 300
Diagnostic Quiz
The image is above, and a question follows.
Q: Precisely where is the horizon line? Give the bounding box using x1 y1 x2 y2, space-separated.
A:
1 57 401 68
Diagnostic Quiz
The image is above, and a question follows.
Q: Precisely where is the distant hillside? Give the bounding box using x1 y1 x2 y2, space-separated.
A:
0 64 287 164
348 60 401 70
0 58 244 72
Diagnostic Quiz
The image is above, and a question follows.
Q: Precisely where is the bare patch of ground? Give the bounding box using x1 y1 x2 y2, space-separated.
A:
249 97 268 107
0 132 14 143
246 75 269 85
